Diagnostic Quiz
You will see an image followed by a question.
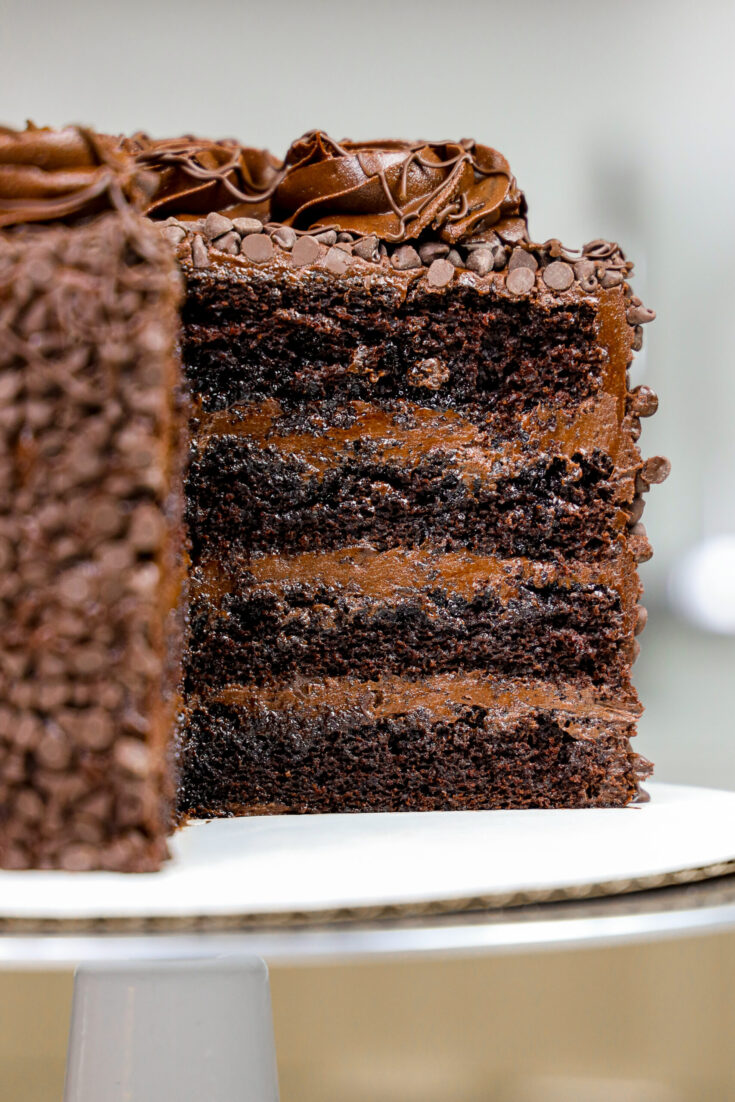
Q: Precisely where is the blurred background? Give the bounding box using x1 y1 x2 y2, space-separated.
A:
2 0 735 1098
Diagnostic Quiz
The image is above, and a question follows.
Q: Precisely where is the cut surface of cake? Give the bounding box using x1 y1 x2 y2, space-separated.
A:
0 125 669 869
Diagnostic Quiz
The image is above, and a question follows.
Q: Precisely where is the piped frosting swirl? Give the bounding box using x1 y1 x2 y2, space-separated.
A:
272 131 526 243
0 124 150 228
125 133 282 221
129 129 527 244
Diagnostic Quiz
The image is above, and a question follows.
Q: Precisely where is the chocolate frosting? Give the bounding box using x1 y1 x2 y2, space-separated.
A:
272 131 526 243
0 124 149 228
125 134 283 221
128 128 526 244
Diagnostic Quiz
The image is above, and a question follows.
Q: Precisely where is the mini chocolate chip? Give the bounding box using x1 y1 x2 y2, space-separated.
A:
272 226 297 250
0 535 14 571
465 248 494 276
427 258 455 287
446 249 463 268
337 232 354 243
574 258 598 292
323 247 349 275
419 242 450 265
493 245 508 270
190 235 209 268
204 212 234 240
632 326 644 351
508 248 538 272
635 605 648 635
627 304 656 325
543 261 574 291
291 235 321 266
392 245 422 271
574 259 597 281
334 241 352 253
315 230 337 246
642 456 671 484
60 844 99 872
629 496 646 524
599 268 623 288
630 522 653 563
36 729 72 770
629 385 659 418
212 230 240 256
241 234 274 263
353 235 380 262
232 217 263 236
160 224 186 247
496 219 527 244
114 737 150 777
506 267 535 295
128 504 163 552
1 845 29 870
635 470 650 494
465 232 501 251
15 788 45 822
76 708 115 750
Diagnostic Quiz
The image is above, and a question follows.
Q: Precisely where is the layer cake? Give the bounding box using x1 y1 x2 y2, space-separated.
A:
0 126 669 869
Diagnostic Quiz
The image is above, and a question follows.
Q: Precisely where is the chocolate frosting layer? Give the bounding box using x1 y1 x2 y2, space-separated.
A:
125 133 282 221
0 124 149 228
271 131 526 243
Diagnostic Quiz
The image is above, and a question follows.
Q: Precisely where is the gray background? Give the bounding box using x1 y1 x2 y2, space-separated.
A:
2 0 734 787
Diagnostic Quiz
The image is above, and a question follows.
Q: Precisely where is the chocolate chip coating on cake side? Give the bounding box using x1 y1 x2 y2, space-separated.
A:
0 212 185 871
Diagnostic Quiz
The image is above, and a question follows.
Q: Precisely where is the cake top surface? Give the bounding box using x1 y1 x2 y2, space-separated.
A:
0 123 653 340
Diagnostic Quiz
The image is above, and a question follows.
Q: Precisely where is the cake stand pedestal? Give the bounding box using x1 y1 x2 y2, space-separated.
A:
2 782 735 968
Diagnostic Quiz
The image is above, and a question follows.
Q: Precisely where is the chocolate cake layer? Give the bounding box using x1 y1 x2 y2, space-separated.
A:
187 433 621 560
0 211 185 872
177 674 649 816
185 548 637 693
182 267 605 417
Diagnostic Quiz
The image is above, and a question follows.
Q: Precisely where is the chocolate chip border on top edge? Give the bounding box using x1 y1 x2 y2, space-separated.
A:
160 215 654 348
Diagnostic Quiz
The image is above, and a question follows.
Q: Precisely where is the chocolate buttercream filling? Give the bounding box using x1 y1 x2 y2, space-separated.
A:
192 545 638 604
204 672 642 728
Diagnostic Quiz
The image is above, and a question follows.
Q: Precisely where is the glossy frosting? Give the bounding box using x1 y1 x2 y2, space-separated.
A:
0 124 149 228
125 133 282 221
130 128 526 243
271 131 526 242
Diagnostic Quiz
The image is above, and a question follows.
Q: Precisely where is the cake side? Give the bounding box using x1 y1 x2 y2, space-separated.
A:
0 206 185 871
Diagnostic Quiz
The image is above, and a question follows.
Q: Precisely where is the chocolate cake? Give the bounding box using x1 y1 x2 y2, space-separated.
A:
0 125 669 870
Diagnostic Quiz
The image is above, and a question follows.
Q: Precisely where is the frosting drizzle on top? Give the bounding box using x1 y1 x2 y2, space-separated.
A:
125 133 283 221
272 131 526 243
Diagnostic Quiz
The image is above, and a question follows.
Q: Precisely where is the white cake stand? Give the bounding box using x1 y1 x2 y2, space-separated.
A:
3 782 735 969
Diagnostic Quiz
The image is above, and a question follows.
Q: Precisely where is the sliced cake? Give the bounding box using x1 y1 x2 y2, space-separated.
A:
129 131 664 818
0 125 668 870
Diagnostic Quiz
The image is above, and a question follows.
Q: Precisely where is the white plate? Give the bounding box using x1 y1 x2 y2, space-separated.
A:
3 783 735 922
